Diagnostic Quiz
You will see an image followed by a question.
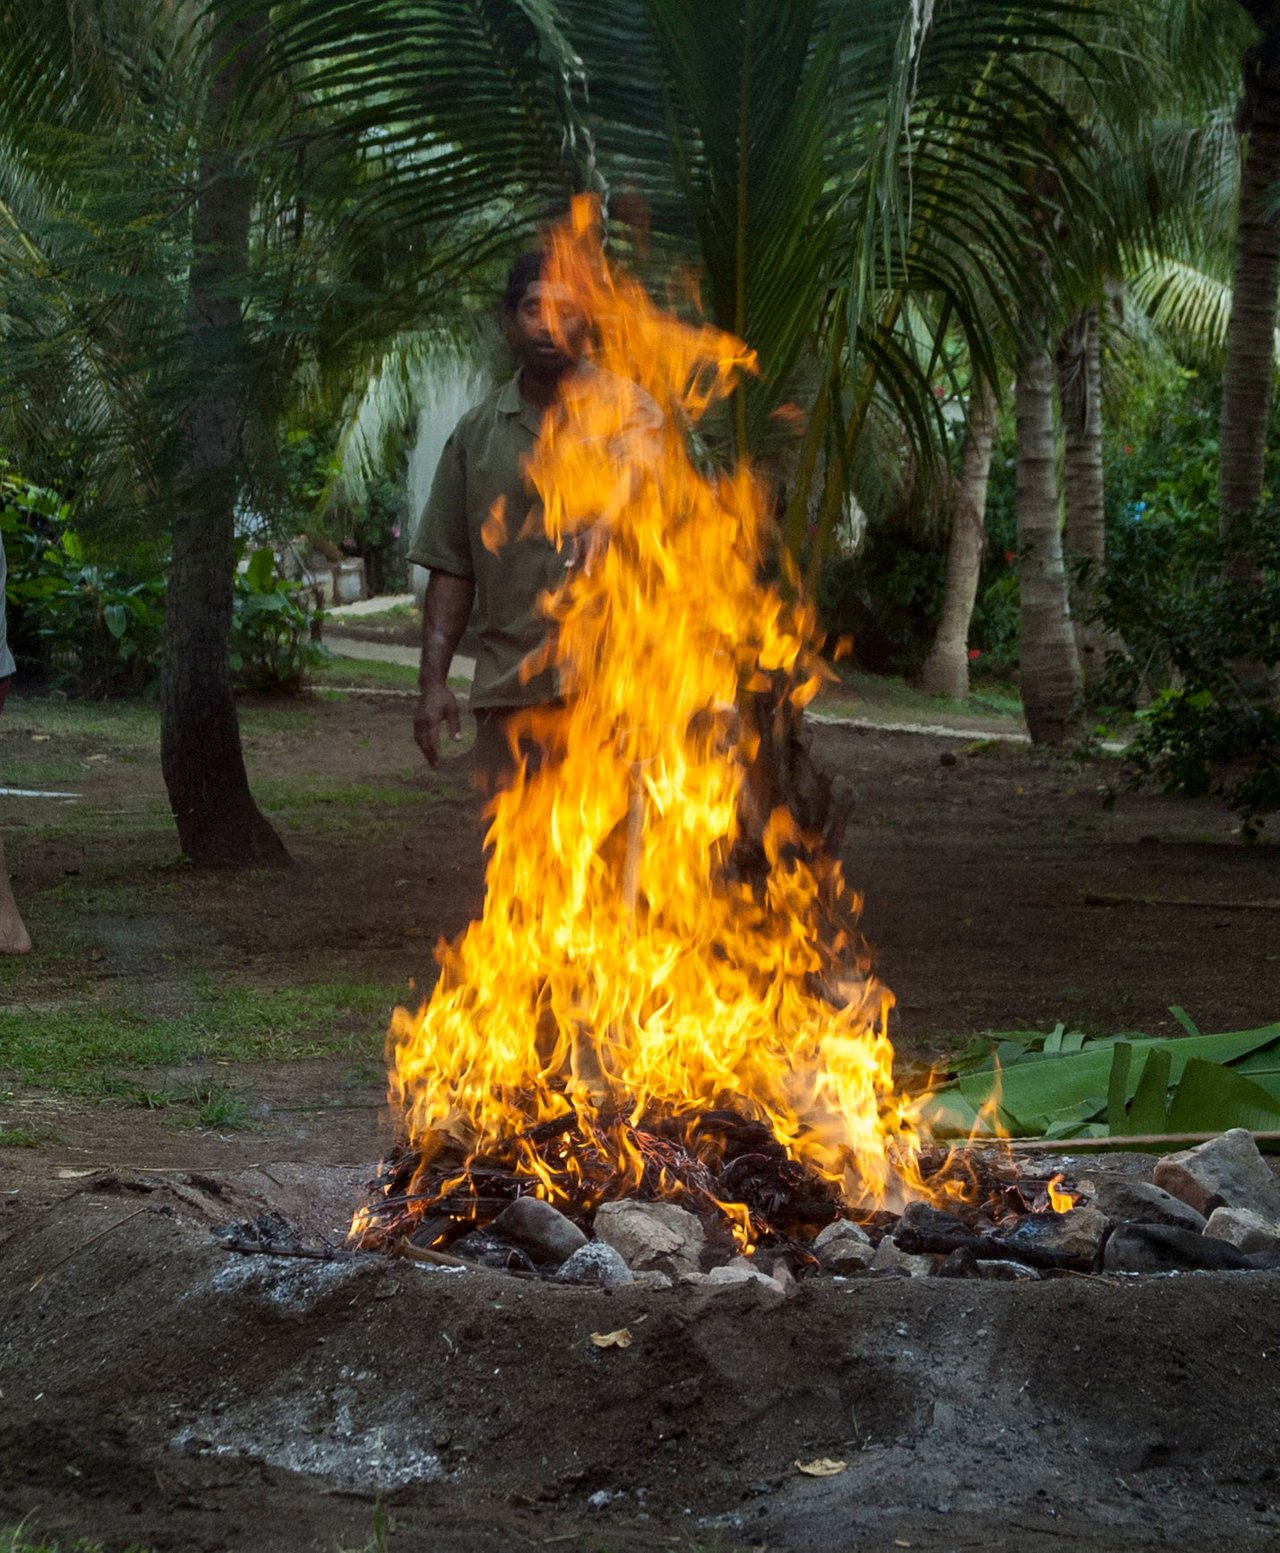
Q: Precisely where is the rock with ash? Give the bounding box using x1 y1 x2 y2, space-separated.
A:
1152 1128 1280 1221
593 1200 705 1278
997 1207 1108 1269
813 1219 874 1273
447 1230 537 1272
704 1257 783 1293
1088 1177 1207 1233
977 1259 1039 1281
1103 1222 1253 1275
490 1198 587 1266
555 1241 635 1287
871 1237 934 1277
1204 1206 1280 1258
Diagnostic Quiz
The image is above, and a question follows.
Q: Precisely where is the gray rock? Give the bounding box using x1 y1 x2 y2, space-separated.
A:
632 1269 674 1291
490 1197 587 1266
998 1206 1108 1267
813 1219 874 1274
1088 1177 1207 1233
1152 1129 1280 1220
593 1200 705 1278
704 1258 783 1293
813 1218 871 1251
555 1241 635 1287
1103 1222 1254 1275
1204 1205 1280 1257
937 1247 980 1279
976 1259 1039 1281
871 1237 934 1277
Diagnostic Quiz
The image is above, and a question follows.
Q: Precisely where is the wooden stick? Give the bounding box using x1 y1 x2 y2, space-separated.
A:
29 1206 151 1290
950 1130 1280 1152
394 1238 469 1268
1083 892 1280 912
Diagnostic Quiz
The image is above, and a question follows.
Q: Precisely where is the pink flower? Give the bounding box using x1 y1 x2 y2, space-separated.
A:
1004 550 1015 564
967 648 981 661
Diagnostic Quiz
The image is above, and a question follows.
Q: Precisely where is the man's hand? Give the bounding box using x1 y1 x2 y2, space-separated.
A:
414 684 462 767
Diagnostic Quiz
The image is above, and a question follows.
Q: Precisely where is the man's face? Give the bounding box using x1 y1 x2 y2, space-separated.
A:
510 280 588 379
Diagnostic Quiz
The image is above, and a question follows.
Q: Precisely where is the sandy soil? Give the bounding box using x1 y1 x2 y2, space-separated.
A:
2 692 1279 1549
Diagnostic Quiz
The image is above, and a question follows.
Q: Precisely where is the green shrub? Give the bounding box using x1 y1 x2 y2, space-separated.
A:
3 466 328 697
1098 502 1280 833
229 544 331 693
1 472 164 696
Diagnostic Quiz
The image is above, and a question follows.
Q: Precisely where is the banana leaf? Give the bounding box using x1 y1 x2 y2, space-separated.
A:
917 1019 1280 1141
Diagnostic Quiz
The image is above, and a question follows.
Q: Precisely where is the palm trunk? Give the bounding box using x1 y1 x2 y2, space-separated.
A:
1016 317 1081 745
1220 22 1280 552
1058 304 1110 685
918 379 997 700
160 4 288 867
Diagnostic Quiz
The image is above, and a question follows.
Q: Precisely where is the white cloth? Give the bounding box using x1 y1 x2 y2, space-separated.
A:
0 532 16 679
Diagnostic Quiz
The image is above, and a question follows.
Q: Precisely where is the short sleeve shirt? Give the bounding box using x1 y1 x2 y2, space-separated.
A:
407 373 564 710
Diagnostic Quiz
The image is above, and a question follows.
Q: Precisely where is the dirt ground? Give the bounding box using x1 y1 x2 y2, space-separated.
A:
2 689 1280 1550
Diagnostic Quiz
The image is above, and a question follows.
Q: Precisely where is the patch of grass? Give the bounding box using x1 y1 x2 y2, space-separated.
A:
0 978 397 1095
0 1124 54 1148
333 602 419 629
816 666 1024 727
1 1526 153 1553
254 776 429 813
0 757 91 785
315 655 419 690
131 1082 253 1128
1 697 161 751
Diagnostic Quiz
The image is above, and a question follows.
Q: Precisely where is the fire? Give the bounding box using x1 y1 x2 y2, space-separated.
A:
1046 1174 1076 1213
381 198 918 1238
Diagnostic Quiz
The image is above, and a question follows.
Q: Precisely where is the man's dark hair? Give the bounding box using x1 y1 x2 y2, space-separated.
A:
502 252 545 314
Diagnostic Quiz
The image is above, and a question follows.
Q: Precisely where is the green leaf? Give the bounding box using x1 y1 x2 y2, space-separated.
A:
1164 1059 1280 1136
246 547 276 591
102 602 127 639
1106 1042 1133 1135
1126 1047 1172 1134
1169 1005 1201 1037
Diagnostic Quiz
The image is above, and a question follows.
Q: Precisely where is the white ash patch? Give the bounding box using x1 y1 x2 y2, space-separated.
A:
202 1253 373 1312
172 1397 447 1488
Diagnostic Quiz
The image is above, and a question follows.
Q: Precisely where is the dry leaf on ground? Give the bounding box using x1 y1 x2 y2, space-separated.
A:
794 1457 846 1476
589 1328 632 1349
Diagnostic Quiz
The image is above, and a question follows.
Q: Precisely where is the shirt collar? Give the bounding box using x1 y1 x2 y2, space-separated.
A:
499 362 601 436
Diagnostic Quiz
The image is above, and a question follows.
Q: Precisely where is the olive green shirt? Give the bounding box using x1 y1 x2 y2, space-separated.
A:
408 372 565 710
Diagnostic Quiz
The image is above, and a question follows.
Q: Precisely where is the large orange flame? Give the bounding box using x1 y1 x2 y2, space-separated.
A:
386 198 918 1223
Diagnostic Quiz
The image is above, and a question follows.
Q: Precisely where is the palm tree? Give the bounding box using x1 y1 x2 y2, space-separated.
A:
917 377 998 700
1219 2 1280 560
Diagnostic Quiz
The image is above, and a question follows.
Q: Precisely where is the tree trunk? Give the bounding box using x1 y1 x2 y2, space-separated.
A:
1220 21 1280 551
160 4 288 867
1058 304 1110 686
1016 321 1081 746
918 379 998 700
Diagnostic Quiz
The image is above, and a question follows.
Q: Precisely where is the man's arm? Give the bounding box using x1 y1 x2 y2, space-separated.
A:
414 570 476 767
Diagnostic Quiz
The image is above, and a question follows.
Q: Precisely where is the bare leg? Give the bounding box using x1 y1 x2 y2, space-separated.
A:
0 833 31 954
